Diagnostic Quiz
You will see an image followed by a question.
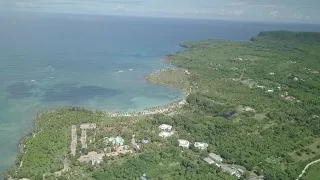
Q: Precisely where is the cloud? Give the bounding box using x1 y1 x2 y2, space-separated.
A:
113 4 125 11
1 0 319 23
269 11 278 17
15 2 36 8
227 2 245 6
294 14 311 20
102 0 145 5
221 9 244 16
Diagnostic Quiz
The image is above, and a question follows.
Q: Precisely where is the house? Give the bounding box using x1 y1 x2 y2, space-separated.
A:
209 153 223 163
194 142 208 150
178 139 190 148
159 124 172 132
159 131 174 138
78 151 104 165
80 123 96 130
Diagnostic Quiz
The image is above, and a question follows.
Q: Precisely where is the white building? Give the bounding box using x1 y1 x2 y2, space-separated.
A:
203 157 215 164
209 153 223 163
178 139 190 148
194 142 208 150
80 123 97 130
159 124 172 132
159 131 174 138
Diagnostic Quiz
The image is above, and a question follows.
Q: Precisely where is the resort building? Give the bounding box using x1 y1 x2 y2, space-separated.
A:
80 123 96 130
159 131 174 138
203 157 215 164
78 151 105 165
81 129 87 149
116 145 132 154
70 125 77 156
220 165 243 179
209 153 223 163
221 165 238 176
178 139 190 148
203 152 222 166
159 124 172 132
158 124 174 138
108 136 125 146
194 142 208 150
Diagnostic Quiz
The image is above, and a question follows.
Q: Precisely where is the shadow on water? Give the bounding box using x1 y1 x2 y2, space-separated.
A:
5 82 35 99
42 83 121 103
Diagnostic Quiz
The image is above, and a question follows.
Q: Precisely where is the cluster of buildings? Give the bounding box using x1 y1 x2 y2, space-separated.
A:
158 124 209 150
70 123 246 178
70 123 142 166
204 153 244 179
158 124 244 179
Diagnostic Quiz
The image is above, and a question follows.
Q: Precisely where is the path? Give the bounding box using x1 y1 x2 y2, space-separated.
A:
296 159 320 180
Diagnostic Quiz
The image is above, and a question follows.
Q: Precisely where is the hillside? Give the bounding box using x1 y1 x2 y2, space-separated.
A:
250 30 320 45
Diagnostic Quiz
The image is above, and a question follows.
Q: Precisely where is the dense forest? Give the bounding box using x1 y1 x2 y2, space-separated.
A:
5 31 320 180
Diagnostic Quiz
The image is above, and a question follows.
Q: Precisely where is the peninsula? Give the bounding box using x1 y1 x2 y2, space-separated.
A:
5 31 320 180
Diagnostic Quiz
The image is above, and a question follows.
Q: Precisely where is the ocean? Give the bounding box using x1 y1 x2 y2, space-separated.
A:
0 13 320 174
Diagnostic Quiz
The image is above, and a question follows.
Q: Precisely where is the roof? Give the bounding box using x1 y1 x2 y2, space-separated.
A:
203 157 215 164
78 151 105 163
159 124 172 130
178 139 189 143
194 142 208 148
209 153 223 161
159 131 174 137
141 139 149 144
178 139 190 146
80 123 96 129
221 165 237 174
109 136 124 144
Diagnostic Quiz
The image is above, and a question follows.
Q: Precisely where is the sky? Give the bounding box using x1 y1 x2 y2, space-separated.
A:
0 0 319 23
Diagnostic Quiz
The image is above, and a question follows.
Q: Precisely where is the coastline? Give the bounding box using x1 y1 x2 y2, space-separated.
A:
4 47 191 179
5 31 320 179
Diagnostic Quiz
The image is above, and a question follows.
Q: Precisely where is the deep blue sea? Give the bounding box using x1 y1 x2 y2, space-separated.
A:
0 12 320 173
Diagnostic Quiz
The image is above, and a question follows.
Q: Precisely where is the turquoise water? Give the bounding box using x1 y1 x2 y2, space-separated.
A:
1 13 320 174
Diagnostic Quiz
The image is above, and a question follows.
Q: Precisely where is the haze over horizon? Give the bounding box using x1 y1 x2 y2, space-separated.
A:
0 0 319 24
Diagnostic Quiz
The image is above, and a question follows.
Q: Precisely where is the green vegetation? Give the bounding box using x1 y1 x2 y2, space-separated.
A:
5 31 320 180
303 162 320 180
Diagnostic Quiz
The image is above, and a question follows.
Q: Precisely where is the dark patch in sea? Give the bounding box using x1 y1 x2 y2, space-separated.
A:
5 82 35 99
42 83 121 103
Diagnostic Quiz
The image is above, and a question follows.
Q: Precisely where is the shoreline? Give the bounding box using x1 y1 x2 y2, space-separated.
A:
4 48 191 179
